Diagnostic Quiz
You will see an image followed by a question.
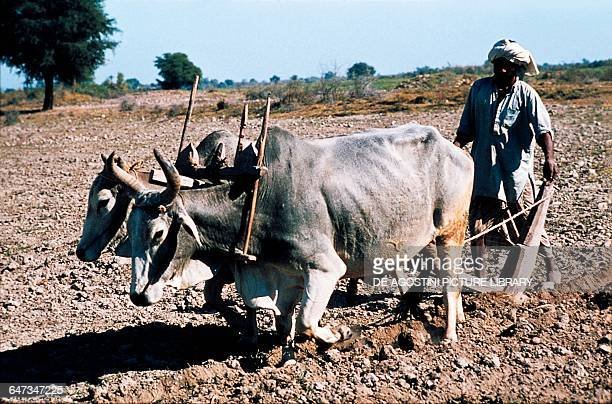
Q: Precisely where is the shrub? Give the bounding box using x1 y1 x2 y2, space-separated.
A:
274 80 316 111
246 86 269 101
349 76 375 98
119 97 136 112
4 111 20 126
167 104 183 117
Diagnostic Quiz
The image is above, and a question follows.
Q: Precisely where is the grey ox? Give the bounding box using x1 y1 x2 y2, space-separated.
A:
110 124 474 351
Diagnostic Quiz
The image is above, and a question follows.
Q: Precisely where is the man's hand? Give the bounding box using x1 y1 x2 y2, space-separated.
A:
538 132 558 182
453 131 472 149
543 158 558 182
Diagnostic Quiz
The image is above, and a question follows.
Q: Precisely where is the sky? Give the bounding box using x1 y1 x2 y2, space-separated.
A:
1 0 611 89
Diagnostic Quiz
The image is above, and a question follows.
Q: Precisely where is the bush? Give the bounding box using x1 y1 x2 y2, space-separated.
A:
167 104 183 117
4 111 20 126
74 82 126 99
274 80 316 111
349 76 375 98
216 100 226 110
246 86 269 101
119 97 136 112
317 76 344 103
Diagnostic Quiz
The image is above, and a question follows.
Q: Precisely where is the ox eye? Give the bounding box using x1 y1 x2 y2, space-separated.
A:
97 198 110 213
152 229 164 244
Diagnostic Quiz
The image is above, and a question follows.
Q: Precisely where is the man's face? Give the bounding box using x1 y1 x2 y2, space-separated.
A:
493 58 518 88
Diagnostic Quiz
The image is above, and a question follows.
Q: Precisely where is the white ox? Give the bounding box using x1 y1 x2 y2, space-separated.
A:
111 124 474 359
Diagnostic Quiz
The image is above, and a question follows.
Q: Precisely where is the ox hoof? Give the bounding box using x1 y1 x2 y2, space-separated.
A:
442 333 458 344
335 325 353 342
280 344 296 367
313 326 341 345
282 359 297 367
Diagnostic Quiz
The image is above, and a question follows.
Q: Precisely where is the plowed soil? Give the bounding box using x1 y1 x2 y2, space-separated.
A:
0 92 610 402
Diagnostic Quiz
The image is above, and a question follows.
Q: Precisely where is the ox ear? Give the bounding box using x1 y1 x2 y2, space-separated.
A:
187 142 199 167
101 154 108 163
215 142 226 162
178 212 202 247
205 142 226 168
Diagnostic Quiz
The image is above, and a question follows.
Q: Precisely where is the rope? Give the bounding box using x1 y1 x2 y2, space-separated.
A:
463 194 553 244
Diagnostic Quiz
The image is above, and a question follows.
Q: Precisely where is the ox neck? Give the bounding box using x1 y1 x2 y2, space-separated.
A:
179 183 247 254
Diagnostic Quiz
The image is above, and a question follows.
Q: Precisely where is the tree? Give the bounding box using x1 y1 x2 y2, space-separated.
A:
125 78 141 91
0 0 118 110
323 71 336 80
270 75 280 84
154 52 202 90
347 62 376 79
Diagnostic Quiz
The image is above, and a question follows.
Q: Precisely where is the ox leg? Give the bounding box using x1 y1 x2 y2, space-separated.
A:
275 287 302 366
437 218 467 343
203 265 233 309
296 249 347 345
456 293 465 323
437 242 461 342
245 307 258 347
346 278 360 305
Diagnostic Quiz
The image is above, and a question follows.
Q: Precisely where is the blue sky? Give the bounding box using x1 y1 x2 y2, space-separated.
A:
1 0 611 89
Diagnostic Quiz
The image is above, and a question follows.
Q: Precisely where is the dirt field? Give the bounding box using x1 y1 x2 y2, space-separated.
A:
0 92 610 402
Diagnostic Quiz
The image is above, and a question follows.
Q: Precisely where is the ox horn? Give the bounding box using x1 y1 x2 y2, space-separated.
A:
106 151 145 193
153 148 181 206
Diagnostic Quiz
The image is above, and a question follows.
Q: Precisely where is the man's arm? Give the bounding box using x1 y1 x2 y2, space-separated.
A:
537 131 558 181
453 83 477 149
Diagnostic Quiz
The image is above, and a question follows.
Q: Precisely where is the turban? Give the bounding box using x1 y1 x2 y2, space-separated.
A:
488 39 539 76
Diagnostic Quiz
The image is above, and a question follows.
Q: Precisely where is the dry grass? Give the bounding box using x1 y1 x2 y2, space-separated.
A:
2 78 610 123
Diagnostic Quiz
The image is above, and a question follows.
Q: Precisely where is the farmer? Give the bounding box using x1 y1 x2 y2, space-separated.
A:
453 39 560 286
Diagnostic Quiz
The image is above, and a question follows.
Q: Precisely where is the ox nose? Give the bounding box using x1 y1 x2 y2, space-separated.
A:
130 293 152 307
75 247 86 261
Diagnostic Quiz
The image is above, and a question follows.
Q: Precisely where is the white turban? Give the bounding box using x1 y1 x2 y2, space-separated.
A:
488 39 539 76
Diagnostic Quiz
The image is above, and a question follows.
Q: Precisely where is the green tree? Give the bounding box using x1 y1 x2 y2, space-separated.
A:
270 75 280 84
154 52 202 89
0 0 118 110
347 62 376 79
125 78 141 90
323 71 336 80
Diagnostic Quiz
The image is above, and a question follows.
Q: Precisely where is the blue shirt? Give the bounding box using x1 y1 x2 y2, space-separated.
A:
458 77 553 203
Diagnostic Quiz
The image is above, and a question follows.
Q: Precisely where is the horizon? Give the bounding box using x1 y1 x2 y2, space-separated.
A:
1 0 611 89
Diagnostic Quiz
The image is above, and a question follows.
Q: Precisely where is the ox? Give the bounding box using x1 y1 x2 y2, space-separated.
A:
112 124 474 356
